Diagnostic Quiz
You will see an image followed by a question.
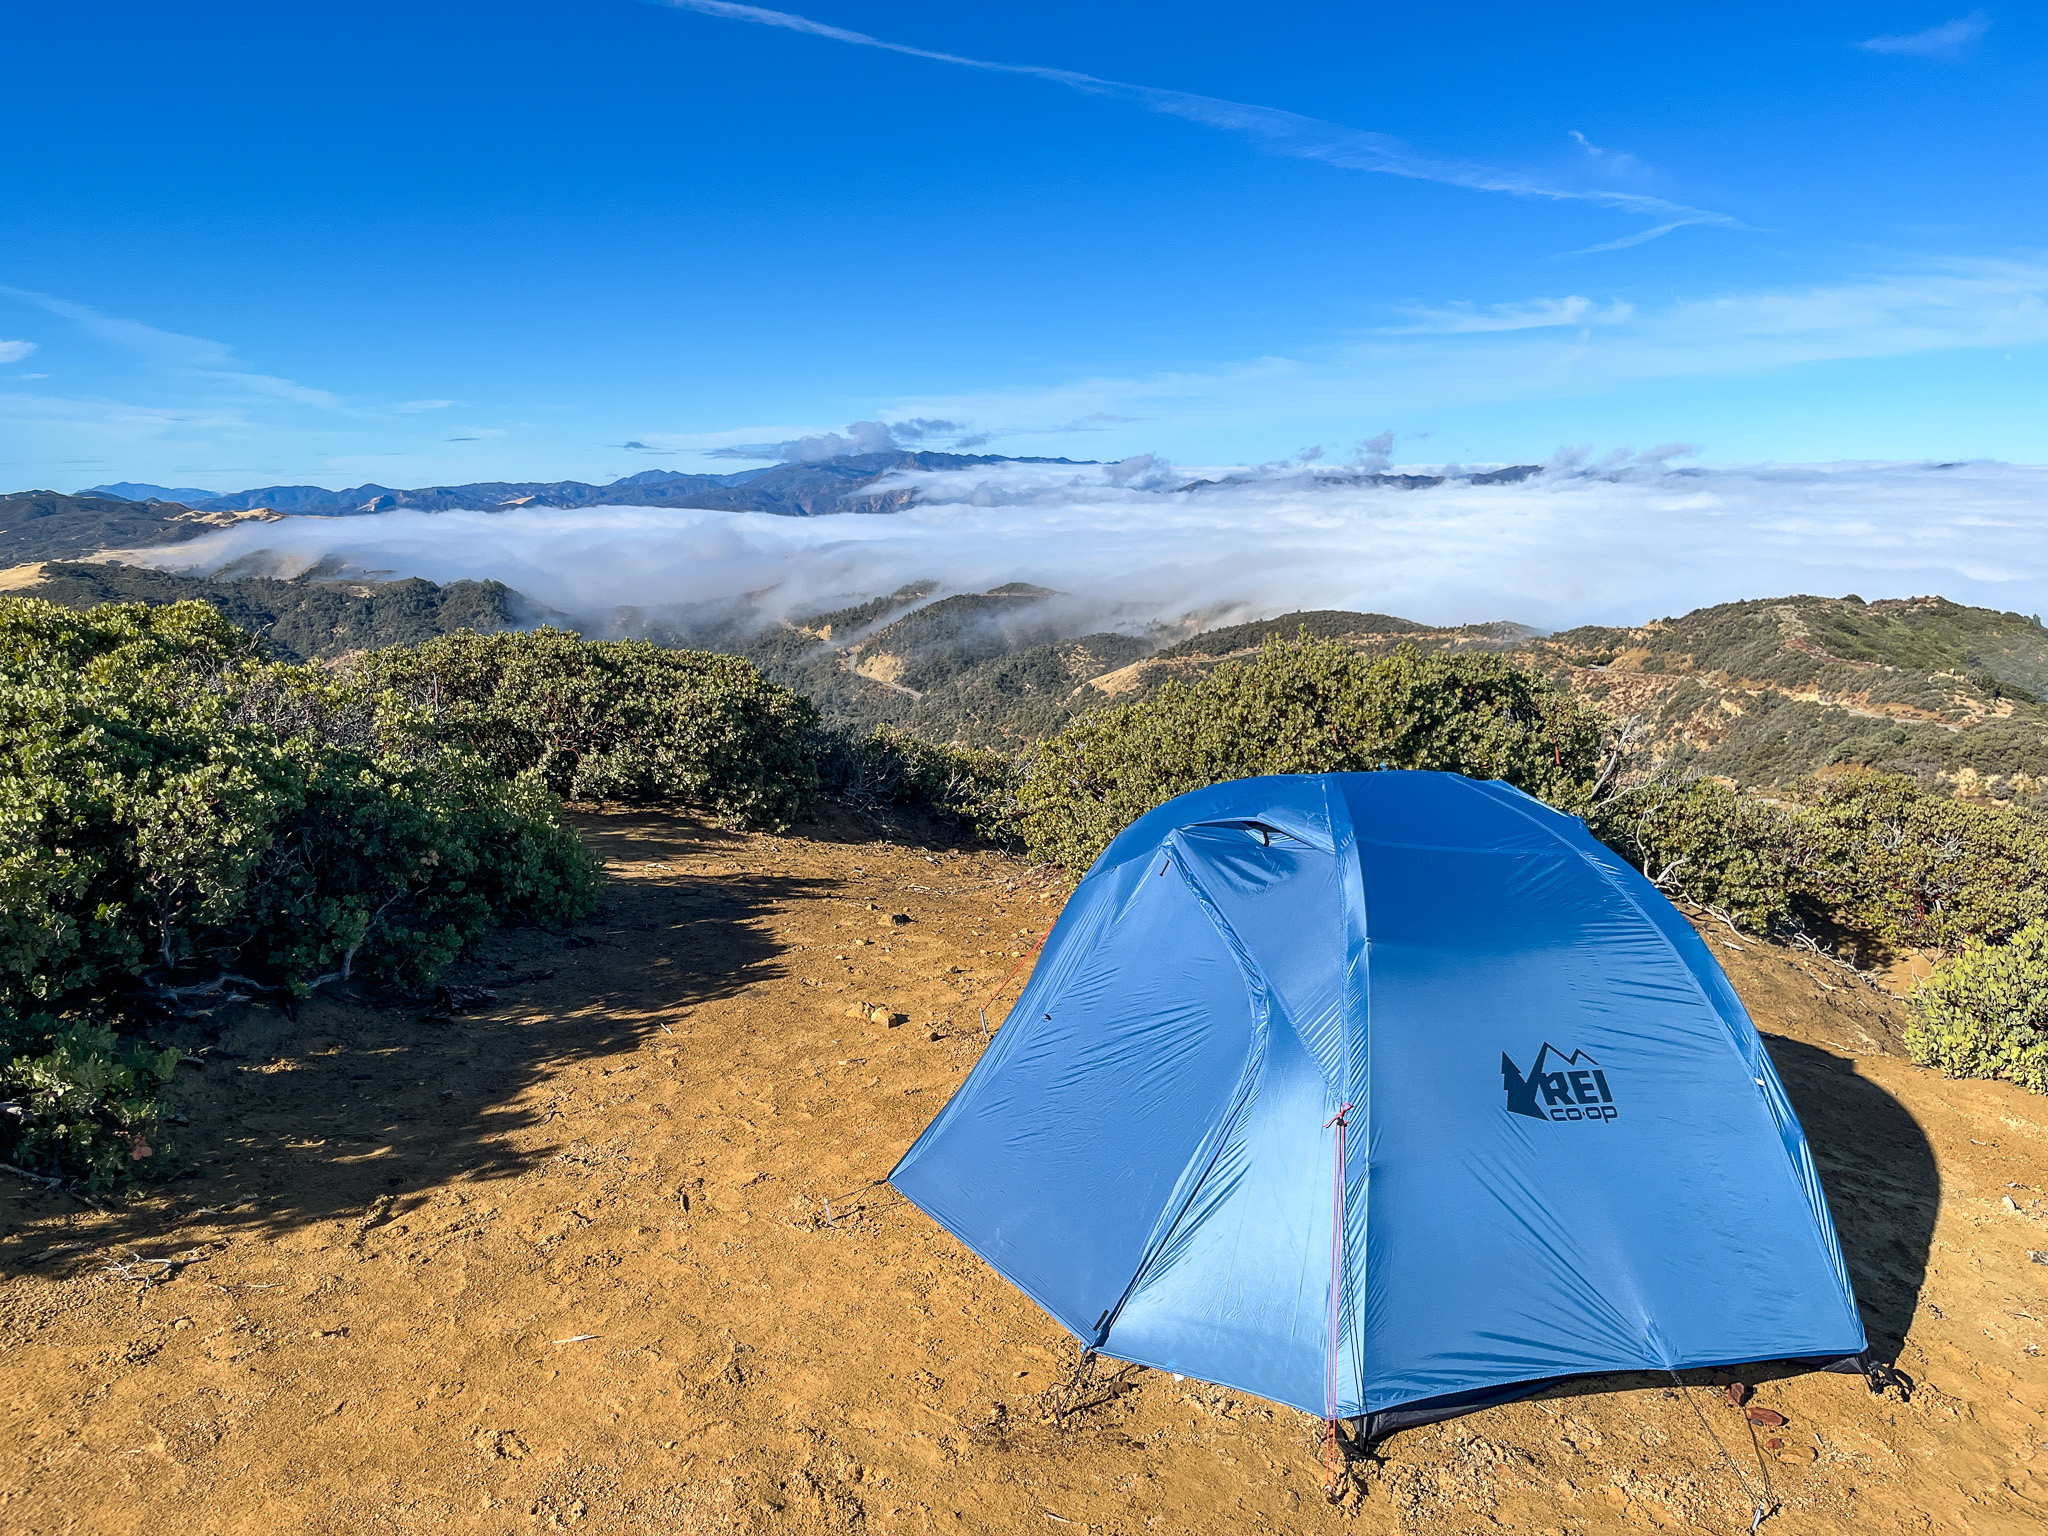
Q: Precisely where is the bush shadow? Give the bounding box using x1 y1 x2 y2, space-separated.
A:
0 811 829 1275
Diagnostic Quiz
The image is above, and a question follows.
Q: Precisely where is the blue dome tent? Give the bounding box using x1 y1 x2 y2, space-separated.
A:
891 772 1867 1439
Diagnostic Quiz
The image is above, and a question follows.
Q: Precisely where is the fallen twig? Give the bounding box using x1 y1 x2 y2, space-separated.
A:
21 1241 89 1265
1788 929 1900 995
0 1161 111 1211
105 1248 211 1292
494 969 557 987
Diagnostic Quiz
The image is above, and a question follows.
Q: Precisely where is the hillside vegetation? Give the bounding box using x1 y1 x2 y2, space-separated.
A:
0 599 601 1185
722 585 1156 748
0 601 1006 1185
1022 593 2048 803
13 579 2048 1193
1535 595 2048 796
27 559 2048 803
26 560 535 662
1015 638 1603 870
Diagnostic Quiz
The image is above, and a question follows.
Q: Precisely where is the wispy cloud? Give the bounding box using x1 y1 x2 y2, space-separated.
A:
872 257 2048 436
0 287 342 409
1859 11 1991 61
1050 412 1144 432
655 1 1736 248
0 339 35 364
1566 129 1643 179
1574 221 1703 256
1380 295 1634 335
706 416 981 461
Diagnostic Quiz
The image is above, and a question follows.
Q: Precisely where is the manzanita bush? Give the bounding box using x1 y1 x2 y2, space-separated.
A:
0 598 602 1185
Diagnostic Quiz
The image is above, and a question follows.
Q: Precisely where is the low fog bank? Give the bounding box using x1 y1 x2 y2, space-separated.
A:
128 457 2048 638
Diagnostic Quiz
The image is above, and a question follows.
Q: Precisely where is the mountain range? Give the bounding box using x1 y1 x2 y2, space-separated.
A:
75 452 1095 520
67 451 1554 524
0 454 1106 569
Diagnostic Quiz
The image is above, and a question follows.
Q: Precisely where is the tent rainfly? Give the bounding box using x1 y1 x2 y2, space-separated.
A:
891 771 1868 1440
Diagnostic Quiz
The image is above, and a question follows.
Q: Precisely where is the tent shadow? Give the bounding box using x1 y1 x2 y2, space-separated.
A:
0 811 827 1278
1762 1033 1937 1363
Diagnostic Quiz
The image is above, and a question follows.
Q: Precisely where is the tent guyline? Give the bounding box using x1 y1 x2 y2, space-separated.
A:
1669 1371 1779 1533
979 927 1050 1035
891 771 1871 1445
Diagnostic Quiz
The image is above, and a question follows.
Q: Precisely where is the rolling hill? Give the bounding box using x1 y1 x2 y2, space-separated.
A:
1529 595 2048 792
0 490 281 566
14 561 539 662
13 538 2048 800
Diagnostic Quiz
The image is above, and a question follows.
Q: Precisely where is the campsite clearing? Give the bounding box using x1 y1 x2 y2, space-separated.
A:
2 806 2044 1534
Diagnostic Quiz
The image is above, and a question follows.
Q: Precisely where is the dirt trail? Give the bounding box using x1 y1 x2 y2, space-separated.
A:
2 808 2045 1534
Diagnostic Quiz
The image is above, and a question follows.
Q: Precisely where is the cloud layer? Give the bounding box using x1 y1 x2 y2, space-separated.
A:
133 457 2048 636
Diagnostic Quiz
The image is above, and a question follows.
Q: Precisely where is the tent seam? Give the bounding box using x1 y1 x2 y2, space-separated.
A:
1091 833 1276 1352
1325 775 1370 1417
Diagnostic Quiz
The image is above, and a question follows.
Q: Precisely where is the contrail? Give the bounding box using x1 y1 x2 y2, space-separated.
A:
653 0 1737 244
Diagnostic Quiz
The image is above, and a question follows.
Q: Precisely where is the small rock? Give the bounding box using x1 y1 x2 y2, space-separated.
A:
2032 1251 2048 1266
2005 1196 2022 1212
1746 1408 1786 1428
887 912 913 926
844 1005 868 1020
870 1007 900 1027
1764 1436 1783 1450
1725 1381 1751 1407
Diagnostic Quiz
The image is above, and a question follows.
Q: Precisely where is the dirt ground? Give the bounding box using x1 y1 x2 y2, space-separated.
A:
3 806 2045 1534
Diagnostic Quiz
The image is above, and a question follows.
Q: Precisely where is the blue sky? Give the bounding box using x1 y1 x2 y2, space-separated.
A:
3 1 2045 492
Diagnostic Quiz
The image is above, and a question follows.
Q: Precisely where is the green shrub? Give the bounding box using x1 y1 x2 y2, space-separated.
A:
1586 778 1797 932
0 1019 180 1189
0 598 601 1011
355 628 821 830
0 597 602 1183
1016 636 1605 870
820 725 1021 843
1791 769 2048 952
1908 918 2048 1093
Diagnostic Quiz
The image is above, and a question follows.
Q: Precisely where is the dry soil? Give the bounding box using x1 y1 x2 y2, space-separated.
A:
2 807 2044 1534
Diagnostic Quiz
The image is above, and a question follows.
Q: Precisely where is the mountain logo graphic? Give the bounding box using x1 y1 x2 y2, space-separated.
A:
1502 1043 1619 1123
